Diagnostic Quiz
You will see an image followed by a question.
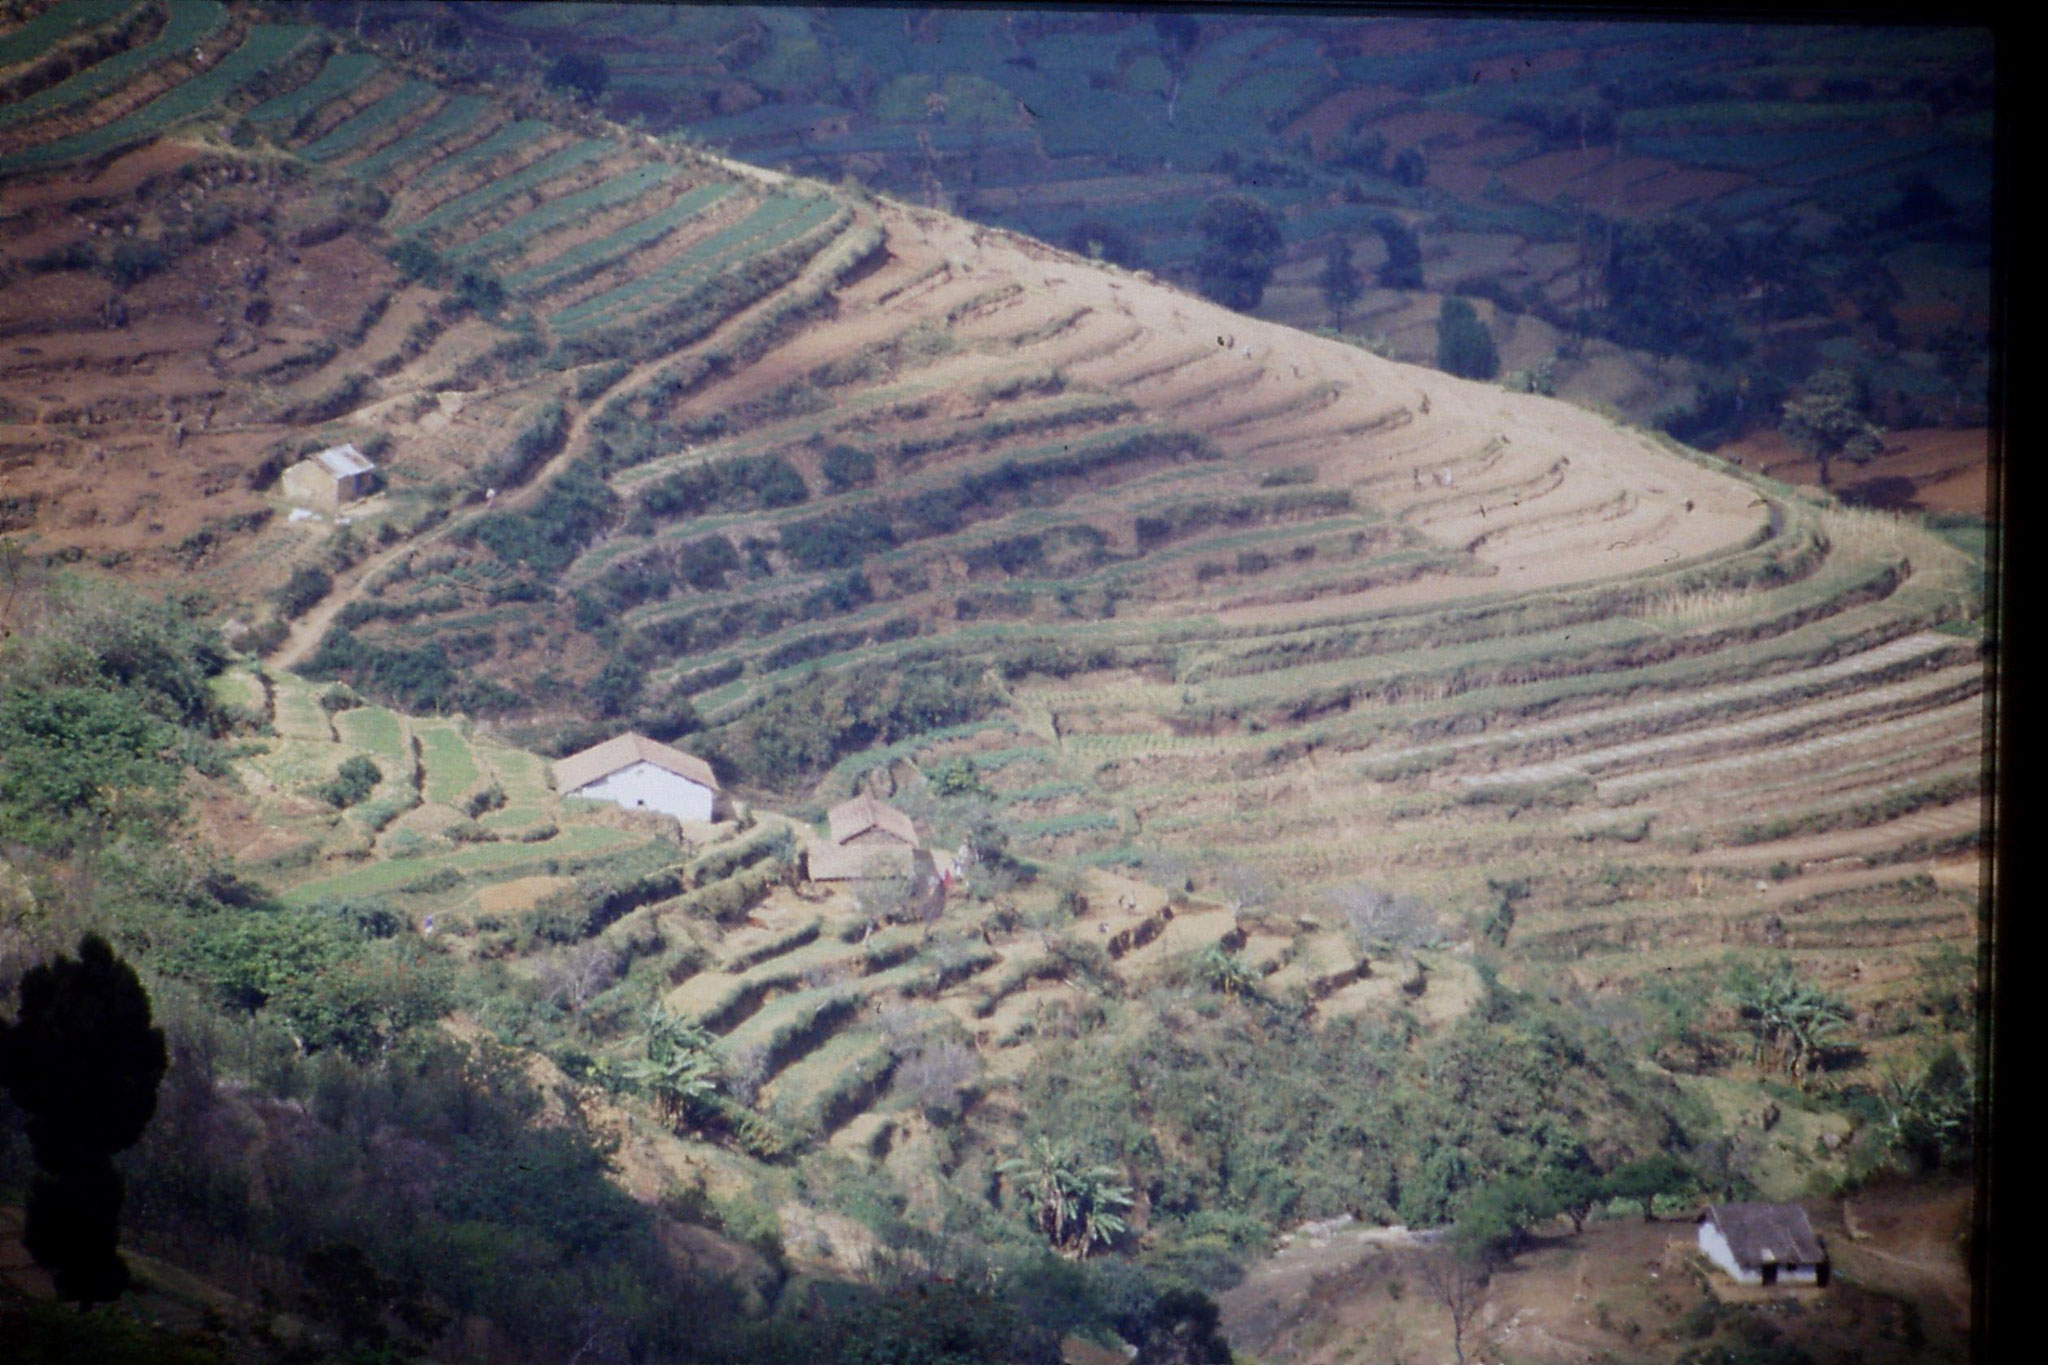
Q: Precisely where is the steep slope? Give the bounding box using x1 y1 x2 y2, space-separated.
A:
0 1 1993 1296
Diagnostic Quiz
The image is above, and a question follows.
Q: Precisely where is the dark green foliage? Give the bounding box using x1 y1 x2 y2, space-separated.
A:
1133 1288 1234 1365
0 685 179 850
1064 218 1147 270
1780 366 1883 487
467 460 618 573
782 511 895 571
273 564 332 619
303 628 462 714
492 400 568 489
704 656 999 789
545 50 609 101
586 656 645 718
643 453 809 520
100 240 169 288
1193 193 1283 311
814 1280 1060 1365
821 442 878 492
1602 1152 1694 1220
0 934 167 1305
389 237 443 284
321 754 381 808
1599 217 1749 366
1436 297 1499 380
184 909 451 1060
1391 145 1427 187
1372 216 1423 290
1319 236 1362 329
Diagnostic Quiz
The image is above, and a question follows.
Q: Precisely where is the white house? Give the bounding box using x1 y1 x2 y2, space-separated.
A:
553 732 721 823
1697 1203 1830 1287
281 443 377 510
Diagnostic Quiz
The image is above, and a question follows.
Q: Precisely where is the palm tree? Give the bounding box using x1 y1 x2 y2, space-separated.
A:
631 1005 722 1127
999 1136 1134 1258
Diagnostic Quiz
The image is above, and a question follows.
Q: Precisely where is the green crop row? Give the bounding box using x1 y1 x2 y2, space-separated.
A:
551 193 838 335
0 0 226 130
445 162 674 263
409 116 554 186
400 138 611 238
298 78 437 162
345 91 491 183
0 0 143 69
507 180 735 294
246 49 379 129
0 22 315 175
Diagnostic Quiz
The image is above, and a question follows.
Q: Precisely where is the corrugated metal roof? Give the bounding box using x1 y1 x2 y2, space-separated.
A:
553 732 719 794
313 443 375 478
827 793 918 847
1706 1203 1828 1267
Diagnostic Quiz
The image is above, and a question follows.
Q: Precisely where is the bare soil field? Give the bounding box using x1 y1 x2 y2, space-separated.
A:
1220 1182 1972 1365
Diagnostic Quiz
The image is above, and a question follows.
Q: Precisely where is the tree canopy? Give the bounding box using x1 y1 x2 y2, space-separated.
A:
1193 194 1284 312
0 934 168 1304
1437 296 1499 380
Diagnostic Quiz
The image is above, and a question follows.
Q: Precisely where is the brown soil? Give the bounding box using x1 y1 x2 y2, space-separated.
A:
1719 427 1993 518
1220 1184 1973 1364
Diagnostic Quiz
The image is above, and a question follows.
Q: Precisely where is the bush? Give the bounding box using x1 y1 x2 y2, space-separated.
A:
1437 297 1499 380
321 756 381 809
274 565 332 619
820 443 876 492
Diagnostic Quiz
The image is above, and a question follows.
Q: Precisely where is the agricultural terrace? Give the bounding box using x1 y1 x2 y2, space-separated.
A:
0 2 1991 1292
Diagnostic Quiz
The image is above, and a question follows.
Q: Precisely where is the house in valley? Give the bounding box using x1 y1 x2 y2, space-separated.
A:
805 793 922 882
1697 1203 1830 1287
553 732 721 822
281 443 377 510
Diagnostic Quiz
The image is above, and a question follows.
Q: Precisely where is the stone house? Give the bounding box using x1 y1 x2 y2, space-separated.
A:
281 443 377 510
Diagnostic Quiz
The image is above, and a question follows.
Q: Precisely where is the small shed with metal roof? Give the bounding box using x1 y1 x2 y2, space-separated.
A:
282 443 378 509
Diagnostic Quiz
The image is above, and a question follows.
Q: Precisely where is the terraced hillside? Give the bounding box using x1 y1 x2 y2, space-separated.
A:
0 0 1993 1289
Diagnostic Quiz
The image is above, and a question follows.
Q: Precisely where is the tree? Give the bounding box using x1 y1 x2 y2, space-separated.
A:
1319 236 1362 330
1000 1136 1133 1258
1064 218 1146 271
1726 959 1852 1082
1391 145 1427 187
545 51 609 103
1602 1153 1692 1222
1930 323 1980 427
1372 216 1423 290
1193 194 1284 312
0 934 168 1305
1132 1287 1234 1364
1152 13 1200 125
1413 1243 1491 1365
1437 297 1499 380
629 1005 722 1128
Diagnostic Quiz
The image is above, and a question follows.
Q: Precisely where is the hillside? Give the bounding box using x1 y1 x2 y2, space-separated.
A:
0 5 1991 1362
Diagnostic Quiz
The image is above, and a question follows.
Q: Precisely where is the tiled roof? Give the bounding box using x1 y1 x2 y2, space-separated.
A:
1706 1203 1827 1267
553 732 719 794
827 793 918 847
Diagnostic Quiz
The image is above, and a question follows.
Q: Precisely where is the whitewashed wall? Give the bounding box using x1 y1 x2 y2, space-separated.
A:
568 761 715 821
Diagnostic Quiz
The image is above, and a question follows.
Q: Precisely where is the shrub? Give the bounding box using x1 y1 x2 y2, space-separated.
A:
320 756 381 809
274 565 332 619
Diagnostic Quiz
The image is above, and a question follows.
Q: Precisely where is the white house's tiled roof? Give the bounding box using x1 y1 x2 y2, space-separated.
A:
313 443 375 478
553 732 719 793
